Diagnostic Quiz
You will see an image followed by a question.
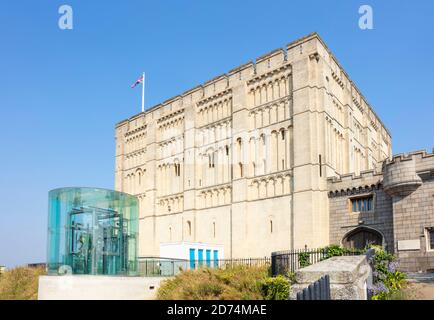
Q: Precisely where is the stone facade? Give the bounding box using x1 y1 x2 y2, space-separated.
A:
328 150 434 272
114 33 391 259
328 171 394 251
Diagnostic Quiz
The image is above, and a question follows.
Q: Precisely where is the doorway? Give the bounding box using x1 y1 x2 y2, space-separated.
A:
342 227 383 250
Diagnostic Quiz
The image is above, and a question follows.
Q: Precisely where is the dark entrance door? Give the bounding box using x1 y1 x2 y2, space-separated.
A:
343 228 382 249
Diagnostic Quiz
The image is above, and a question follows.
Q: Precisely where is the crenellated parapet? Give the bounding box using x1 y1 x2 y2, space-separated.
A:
385 149 434 171
327 169 383 197
382 150 434 197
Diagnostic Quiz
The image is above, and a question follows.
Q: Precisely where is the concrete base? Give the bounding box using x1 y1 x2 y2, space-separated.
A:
38 275 169 300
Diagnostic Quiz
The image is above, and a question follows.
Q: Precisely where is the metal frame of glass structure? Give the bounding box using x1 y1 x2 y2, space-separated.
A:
47 187 139 276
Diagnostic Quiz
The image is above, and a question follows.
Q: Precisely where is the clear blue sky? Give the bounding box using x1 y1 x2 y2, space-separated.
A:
0 1 433 268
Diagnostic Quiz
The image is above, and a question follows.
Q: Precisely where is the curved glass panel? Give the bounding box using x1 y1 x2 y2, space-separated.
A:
47 187 138 276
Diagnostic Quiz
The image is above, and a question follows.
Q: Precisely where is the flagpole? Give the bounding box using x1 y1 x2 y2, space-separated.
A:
141 72 145 113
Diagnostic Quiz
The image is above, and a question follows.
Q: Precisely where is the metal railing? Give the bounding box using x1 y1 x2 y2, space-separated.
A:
271 247 364 276
296 275 331 300
138 257 271 277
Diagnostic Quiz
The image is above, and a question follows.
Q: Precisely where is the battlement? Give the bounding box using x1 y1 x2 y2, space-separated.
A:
327 169 383 196
385 149 434 165
327 169 383 185
116 32 390 138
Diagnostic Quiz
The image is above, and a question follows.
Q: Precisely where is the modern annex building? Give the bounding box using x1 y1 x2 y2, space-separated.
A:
114 33 434 271
46 187 139 275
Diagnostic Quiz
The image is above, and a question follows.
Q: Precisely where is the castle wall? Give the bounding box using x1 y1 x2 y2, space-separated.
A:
328 150 434 272
327 171 394 251
385 151 434 272
114 33 391 259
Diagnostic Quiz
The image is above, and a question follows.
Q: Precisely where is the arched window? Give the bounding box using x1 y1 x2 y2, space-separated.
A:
239 162 244 178
187 221 192 236
213 222 216 238
174 163 181 177
236 138 242 159
169 226 172 241
281 129 285 140
270 220 273 233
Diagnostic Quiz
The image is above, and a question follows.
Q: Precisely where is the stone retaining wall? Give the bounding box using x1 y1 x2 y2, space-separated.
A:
289 255 372 300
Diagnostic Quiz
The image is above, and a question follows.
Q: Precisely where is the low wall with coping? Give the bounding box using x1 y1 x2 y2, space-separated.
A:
38 275 169 300
289 255 372 300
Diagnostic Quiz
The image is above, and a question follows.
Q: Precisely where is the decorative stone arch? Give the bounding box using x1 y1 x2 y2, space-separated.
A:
250 161 256 176
275 175 284 195
267 178 275 197
259 179 267 198
341 226 385 250
135 168 143 185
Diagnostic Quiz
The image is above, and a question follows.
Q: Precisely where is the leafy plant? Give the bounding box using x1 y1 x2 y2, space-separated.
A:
321 244 365 260
321 244 346 259
298 252 311 268
368 245 407 300
260 275 290 300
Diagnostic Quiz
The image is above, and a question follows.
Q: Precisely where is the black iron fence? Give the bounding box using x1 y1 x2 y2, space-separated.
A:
138 257 271 277
296 275 331 300
271 247 364 276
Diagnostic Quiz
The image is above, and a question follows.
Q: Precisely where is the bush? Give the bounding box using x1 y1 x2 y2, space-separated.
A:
157 265 290 300
321 244 365 260
260 275 290 300
0 267 45 300
298 252 311 268
368 245 407 300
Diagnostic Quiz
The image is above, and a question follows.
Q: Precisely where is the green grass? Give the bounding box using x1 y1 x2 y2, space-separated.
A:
0 267 46 300
157 265 290 300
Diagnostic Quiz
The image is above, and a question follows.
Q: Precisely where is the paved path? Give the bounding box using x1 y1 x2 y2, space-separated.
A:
405 273 434 300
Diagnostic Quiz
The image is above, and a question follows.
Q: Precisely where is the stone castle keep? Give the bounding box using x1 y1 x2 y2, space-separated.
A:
114 33 434 271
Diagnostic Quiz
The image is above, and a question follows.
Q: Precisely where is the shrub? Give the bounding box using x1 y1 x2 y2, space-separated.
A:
0 266 45 300
321 244 365 260
368 245 407 300
260 275 290 300
321 244 347 259
298 252 311 268
157 265 290 300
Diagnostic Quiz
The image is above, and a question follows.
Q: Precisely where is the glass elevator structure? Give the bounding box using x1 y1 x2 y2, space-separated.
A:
47 187 139 276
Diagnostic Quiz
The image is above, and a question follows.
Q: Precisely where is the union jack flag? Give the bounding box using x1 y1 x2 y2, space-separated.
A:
130 75 144 88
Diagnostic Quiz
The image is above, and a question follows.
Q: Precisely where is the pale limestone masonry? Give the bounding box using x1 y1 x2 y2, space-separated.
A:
328 150 434 272
115 33 392 259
